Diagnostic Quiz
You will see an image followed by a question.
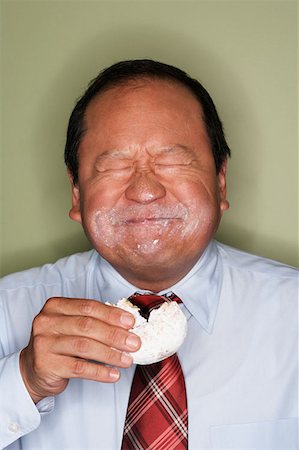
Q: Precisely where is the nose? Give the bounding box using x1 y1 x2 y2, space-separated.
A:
125 170 166 204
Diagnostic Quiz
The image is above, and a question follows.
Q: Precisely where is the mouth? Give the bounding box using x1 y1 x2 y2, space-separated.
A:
124 217 182 225
102 204 189 227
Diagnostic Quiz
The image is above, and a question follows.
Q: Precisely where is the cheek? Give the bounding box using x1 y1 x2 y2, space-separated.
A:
178 183 221 235
86 183 124 208
180 201 213 239
80 177 221 254
79 184 123 230
82 207 121 249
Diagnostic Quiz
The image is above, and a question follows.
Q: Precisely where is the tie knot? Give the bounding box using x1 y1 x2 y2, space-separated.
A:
128 292 181 319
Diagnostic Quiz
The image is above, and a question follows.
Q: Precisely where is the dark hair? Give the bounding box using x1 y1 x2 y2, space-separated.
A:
64 59 231 184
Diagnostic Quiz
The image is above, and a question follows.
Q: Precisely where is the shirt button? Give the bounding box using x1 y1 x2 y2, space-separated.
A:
8 422 20 433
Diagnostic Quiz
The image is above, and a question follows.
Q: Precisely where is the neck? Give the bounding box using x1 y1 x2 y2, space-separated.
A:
111 259 199 293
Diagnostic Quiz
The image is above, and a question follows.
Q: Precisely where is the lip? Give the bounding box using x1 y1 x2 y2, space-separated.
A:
125 217 181 224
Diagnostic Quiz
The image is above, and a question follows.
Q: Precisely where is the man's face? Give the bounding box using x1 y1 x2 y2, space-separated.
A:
69 79 228 290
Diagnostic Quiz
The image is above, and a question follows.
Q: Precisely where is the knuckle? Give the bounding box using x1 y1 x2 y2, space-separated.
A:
73 359 86 375
94 364 107 379
32 314 41 333
31 343 47 372
32 334 45 352
89 362 110 380
44 297 59 311
104 304 116 322
74 337 90 354
77 316 94 333
107 326 122 346
103 346 117 363
32 314 49 334
72 359 113 382
105 305 121 324
79 300 95 316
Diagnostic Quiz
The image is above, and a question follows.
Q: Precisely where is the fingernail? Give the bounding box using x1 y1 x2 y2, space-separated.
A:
120 313 135 328
121 352 133 365
109 368 120 381
126 333 140 350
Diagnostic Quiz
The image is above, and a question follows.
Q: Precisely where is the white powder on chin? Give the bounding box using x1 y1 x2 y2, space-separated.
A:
111 298 187 365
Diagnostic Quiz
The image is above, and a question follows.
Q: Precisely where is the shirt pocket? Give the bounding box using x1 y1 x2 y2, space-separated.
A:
210 418 298 449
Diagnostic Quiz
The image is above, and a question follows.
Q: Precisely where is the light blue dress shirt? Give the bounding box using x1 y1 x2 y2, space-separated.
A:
0 241 298 449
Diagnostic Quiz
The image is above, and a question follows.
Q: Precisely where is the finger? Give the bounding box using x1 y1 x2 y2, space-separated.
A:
49 335 134 368
43 297 135 329
47 354 121 383
34 314 141 352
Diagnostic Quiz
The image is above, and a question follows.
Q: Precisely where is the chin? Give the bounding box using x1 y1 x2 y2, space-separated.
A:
132 239 162 254
111 241 172 268
127 240 186 267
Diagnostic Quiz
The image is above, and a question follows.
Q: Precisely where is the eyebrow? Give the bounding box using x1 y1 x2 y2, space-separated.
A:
95 149 132 162
154 144 192 155
95 144 193 162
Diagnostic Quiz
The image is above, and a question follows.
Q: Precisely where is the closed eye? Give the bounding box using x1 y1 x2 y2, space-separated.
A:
154 156 193 168
95 159 133 172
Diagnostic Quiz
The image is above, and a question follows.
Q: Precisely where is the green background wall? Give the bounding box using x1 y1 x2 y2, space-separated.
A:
1 0 298 276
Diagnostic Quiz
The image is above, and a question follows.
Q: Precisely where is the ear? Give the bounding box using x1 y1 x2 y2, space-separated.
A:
217 159 229 214
67 170 82 224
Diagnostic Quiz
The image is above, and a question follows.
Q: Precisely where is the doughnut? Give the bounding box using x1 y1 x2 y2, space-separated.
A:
111 298 187 365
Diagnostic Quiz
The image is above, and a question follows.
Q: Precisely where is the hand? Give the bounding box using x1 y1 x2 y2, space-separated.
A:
19 297 140 403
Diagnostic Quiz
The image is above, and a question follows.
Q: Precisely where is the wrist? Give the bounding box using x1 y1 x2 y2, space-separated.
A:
19 348 45 404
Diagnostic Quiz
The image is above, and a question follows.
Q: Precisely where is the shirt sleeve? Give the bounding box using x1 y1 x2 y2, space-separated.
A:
0 351 44 449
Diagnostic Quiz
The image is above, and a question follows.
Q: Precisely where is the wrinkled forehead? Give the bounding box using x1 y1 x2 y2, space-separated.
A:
85 75 205 119
81 77 207 155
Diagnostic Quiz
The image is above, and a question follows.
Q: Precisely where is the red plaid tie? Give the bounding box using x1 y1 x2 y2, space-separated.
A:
121 293 188 450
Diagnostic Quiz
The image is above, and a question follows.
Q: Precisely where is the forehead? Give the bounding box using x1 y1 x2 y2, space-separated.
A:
79 77 211 160
84 77 204 125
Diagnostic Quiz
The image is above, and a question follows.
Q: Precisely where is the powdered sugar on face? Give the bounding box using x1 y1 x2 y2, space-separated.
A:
89 200 207 255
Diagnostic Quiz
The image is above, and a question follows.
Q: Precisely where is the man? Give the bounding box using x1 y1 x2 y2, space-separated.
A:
0 60 297 449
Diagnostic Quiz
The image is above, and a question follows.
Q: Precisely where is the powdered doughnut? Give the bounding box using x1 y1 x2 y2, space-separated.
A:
111 298 187 365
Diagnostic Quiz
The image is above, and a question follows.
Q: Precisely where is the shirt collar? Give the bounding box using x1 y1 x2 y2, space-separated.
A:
92 240 222 334
163 240 223 334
